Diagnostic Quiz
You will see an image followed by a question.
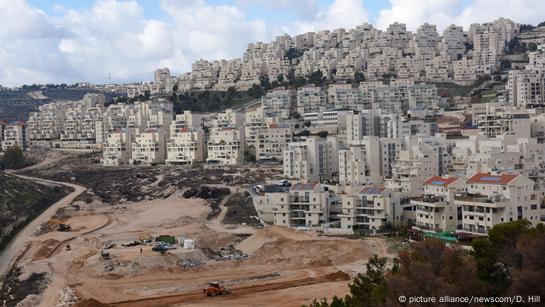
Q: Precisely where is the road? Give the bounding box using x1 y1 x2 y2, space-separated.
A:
0 174 86 277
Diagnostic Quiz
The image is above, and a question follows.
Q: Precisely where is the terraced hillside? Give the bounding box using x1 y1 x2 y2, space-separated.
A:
0 173 73 252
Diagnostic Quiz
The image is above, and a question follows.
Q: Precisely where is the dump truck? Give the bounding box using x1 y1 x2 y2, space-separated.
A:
203 282 231 297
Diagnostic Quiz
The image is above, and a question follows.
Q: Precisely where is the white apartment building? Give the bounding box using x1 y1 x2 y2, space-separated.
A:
283 136 338 182
338 137 382 186
166 128 205 164
272 183 335 227
303 109 353 134
476 107 531 139
328 82 362 110
212 109 244 128
507 67 545 108
207 127 245 165
255 123 292 161
385 138 449 197
1 121 29 151
262 87 293 119
411 175 465 233
170 111 205 133
339 187 401 232
346 110 381 142
102 129 134 166
130 129 167 165
453 57 477 81
297 84 328 114
455 173 543 235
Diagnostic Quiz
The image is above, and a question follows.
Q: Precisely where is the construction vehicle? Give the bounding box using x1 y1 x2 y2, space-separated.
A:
203 282 231 297
101 250 110 259
58 224 72 232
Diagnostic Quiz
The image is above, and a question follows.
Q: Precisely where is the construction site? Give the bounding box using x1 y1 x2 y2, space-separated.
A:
0 151 395 307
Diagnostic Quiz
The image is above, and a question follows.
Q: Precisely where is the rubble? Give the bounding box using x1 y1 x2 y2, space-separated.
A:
56 287 79 307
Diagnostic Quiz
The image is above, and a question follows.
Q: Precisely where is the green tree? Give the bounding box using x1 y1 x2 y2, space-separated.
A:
309 70 325 86
472 220 532 290
317 131 328 138
308 255 390 307
354 72 365 84
243 149 256 162
2 146 24 169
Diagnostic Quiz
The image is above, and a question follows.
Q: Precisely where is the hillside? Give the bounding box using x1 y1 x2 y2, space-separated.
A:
0 87 116 122
0 173 73 252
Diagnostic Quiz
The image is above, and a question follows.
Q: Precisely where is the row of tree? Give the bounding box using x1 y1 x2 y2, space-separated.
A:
310 220 545 307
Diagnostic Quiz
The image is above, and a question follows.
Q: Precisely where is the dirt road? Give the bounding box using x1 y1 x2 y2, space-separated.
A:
107 271 350 307
0 174 86 277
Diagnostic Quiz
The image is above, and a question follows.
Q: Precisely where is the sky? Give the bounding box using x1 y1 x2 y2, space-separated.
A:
1 0 545 87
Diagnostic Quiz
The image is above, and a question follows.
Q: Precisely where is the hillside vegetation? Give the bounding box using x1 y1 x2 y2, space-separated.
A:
0 174 73 252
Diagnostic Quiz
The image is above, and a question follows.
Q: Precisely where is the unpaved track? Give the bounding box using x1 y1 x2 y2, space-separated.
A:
0 174 86 277
107 272 350 307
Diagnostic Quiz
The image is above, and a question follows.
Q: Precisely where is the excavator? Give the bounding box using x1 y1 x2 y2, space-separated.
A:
203 282 231 297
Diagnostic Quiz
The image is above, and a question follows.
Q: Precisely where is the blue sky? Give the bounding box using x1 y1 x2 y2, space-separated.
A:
28 0 391 24
2 0 545 86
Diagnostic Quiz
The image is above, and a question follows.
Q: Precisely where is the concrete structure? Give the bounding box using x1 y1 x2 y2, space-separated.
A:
455 173 543 235
207 127 245 165
339 187 401 232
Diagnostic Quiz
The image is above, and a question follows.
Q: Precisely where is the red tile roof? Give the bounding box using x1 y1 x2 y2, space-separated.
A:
424 176 459 187
466 173 519 185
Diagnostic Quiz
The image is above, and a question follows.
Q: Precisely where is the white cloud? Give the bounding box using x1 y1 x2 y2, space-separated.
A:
0 0 58 38
161 0 269 71
293 0 369 33
377 0 545 32
456 0 545 27
376 0 459 31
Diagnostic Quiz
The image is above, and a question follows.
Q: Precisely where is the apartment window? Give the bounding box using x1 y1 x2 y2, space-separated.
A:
531 205 538 210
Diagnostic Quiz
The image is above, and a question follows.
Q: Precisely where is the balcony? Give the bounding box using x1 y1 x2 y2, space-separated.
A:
454 193 492 203
411 195 446 204
290 196 310 203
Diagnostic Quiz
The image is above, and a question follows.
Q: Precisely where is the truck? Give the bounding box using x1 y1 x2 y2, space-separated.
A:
203 282 231 297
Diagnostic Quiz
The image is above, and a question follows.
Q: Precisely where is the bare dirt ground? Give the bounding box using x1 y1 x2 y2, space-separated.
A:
4 150 396 307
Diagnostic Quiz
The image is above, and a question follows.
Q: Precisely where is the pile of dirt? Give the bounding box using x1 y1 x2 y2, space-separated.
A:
33 239 61 259
222 192 262 226
323 271 351 282
237 226 318 254
238 226 370 266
